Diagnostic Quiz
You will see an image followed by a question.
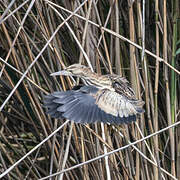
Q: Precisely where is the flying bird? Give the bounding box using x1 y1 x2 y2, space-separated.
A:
44 64 144 124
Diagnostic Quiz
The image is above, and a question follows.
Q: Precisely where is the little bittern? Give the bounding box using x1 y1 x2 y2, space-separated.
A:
44 64 144 124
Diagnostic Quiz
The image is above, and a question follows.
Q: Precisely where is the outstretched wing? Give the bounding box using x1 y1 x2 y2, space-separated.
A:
44 86 144 124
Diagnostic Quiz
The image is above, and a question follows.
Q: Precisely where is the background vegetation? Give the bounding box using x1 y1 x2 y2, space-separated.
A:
0 0 179 179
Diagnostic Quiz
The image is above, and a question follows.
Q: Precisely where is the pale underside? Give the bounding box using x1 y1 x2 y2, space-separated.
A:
94 89 139 117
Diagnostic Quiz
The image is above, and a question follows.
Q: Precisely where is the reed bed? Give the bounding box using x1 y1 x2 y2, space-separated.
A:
0 0 179 179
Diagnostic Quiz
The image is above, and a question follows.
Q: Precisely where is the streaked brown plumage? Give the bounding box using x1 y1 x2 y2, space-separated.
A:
44 64 144 124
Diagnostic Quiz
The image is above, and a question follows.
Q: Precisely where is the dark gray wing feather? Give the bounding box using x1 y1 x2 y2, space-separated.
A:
44 86 143 124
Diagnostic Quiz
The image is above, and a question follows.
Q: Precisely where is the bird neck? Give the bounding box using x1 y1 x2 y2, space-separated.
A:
81 71 114 91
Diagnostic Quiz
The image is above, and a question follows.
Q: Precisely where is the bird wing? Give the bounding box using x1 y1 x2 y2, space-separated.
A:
44 86 144 124
94 89 144 117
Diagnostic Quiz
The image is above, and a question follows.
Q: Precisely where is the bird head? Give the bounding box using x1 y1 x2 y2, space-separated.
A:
51 64 90 77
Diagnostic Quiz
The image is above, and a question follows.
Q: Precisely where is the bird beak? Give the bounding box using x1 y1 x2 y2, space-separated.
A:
50 70 72 76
